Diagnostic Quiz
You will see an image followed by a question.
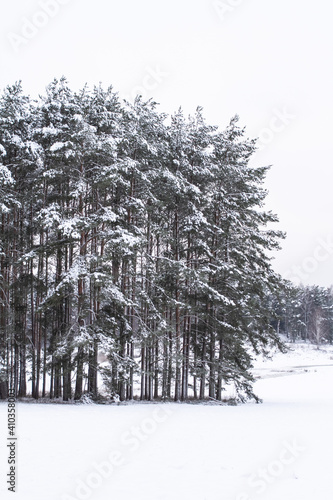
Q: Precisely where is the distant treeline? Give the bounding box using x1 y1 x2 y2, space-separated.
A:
273 284 333 345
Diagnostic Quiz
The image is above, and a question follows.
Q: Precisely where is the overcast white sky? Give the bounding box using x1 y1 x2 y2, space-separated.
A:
1 0 333 286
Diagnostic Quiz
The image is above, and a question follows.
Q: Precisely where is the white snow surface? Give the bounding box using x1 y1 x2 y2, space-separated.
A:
1 341 333 500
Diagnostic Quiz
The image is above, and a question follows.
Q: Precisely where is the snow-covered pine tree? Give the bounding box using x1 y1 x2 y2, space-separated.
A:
0 82 37 398
0 79 287 402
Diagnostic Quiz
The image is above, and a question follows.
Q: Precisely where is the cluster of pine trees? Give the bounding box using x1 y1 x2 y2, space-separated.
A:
0 77 285 402
273 284 333 345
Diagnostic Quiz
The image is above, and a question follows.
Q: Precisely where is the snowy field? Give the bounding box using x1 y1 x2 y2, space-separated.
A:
1 342 333 500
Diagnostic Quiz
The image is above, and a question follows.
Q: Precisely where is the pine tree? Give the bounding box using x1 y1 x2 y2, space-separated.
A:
0 79 287 402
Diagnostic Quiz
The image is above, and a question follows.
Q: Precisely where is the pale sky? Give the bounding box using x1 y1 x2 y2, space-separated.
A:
1 0 333 286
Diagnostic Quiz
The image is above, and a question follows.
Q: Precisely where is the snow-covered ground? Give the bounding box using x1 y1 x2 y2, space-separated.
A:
1 341 333 500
